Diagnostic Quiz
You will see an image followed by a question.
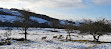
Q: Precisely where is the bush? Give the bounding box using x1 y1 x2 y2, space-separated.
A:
5 40 11 45
0 41 5 45
0 40 11 45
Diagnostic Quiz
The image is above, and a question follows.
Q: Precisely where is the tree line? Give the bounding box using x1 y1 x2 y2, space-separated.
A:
64 19 111 42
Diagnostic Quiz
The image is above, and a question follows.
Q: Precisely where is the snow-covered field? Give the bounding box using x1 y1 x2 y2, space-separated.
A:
0 28 111 49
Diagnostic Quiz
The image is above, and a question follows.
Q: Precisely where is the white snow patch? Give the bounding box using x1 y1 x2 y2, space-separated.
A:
0 8 22 16
60 20 65 25
0 15 16 23
30 17 48 23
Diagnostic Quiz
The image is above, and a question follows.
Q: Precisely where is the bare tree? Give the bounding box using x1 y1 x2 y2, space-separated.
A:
16 9 31 40
79 19 111 42
83 19 93 24
64 21 75 41
50 20 59 31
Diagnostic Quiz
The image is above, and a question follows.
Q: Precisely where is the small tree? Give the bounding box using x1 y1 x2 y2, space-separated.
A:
79 19 111 42
50 20 59 31
64 21 75 41
16 9 31 40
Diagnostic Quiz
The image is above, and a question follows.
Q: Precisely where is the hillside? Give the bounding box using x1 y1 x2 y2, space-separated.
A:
0 8 77 28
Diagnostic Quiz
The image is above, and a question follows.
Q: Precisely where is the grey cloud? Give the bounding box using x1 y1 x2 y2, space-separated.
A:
17 0 85 8
1 0 111 9
91 0 111 5
0 0 88 9
0 0 17 2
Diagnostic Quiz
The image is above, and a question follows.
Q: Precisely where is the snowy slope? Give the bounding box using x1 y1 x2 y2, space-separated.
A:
60 20 66 24
30 16 48 23
0 8 22 16
0 8 76 26
0 15 17 23
0 8 52 24
0 8 22 23
0 8 49 23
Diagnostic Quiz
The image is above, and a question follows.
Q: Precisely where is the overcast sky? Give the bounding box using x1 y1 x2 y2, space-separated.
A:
0 0 111 20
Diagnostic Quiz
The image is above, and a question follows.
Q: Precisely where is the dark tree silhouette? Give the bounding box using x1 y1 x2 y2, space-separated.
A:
79 19 111 42
16 9 31 40
50 20 59 31
64 21 75 41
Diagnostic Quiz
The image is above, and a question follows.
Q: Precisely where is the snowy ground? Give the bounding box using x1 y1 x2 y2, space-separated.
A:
0 27 111 49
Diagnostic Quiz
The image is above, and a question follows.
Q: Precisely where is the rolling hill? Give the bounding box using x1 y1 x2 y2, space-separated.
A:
0 8 77 28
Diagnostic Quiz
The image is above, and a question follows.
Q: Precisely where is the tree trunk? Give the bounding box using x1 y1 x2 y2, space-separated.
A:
93 35 100 42
97 35 100 42
66 32 71 41
66 35 68 41
24 28 27 40
93 35 96 41
69 33 71 41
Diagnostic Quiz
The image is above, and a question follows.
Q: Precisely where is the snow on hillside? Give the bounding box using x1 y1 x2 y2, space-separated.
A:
73 20 84 26
59 20 72 25
60 20 65 25
0 8 22 16
30 16 48 23
0 15 16 23
0 15 49 23
0 8 76 25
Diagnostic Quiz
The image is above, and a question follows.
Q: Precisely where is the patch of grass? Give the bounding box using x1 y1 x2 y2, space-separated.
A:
71 40 92 42
0 40 11 45
60 39 109 44
60 39 92 42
